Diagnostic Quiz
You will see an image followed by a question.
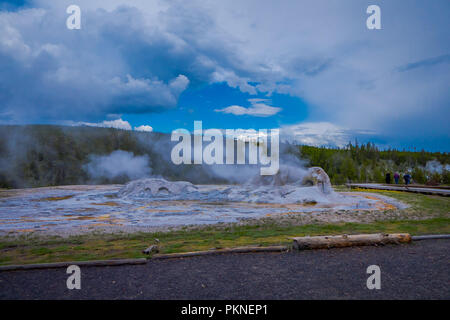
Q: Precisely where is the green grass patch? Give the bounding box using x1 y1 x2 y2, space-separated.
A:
341 186 450 216
1 216 449 266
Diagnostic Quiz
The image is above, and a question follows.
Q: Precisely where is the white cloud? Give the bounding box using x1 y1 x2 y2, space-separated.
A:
72 118 132 130
169 75 190 93
134 125 153 132
215 99 281 117
281 122 354 147
211 68 257 95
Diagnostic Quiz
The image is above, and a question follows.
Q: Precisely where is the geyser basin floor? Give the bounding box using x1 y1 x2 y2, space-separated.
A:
0 184 406 236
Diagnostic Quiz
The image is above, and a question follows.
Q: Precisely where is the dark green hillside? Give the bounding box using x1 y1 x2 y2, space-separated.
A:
0 125 224 188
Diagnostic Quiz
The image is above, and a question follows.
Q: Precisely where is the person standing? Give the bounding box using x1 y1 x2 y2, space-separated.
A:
385 173 391 184
394 172 400 184
403 173 411 185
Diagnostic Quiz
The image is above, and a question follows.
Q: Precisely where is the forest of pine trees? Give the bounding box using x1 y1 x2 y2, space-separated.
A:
299 142 450 185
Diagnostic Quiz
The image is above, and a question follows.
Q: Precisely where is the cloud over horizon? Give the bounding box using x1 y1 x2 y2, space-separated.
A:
281 122 371 148
69 119 132 130
134 125 153 132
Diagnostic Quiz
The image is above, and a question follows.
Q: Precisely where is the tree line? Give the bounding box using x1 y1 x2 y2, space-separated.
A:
299 142 450 185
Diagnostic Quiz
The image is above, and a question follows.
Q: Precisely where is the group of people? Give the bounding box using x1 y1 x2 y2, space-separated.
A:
386 172 412 185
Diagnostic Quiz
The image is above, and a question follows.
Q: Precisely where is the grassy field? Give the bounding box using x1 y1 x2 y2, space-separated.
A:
0 188 449 266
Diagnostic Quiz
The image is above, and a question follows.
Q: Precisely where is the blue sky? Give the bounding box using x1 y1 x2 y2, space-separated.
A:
0 0 449 151
125 83 308 132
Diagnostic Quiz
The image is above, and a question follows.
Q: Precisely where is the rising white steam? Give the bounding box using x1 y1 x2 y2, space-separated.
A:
425 160 450 174
84 150 151 181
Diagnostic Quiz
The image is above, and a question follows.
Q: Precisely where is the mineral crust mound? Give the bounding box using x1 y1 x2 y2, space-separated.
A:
118 167 344 204
118 178 198 198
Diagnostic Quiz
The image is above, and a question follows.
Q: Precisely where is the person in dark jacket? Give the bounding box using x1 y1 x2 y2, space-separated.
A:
385 173 391 184
403 173 411 185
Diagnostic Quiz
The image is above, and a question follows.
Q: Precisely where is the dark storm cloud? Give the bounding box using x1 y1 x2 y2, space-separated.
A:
0 5 194 122
0 1 262 122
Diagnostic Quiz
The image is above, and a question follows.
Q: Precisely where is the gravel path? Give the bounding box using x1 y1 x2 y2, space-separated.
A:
1 239 449 300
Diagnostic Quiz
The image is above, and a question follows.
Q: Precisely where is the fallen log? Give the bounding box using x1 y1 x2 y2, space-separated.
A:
291 233 411 250
0 258 147 272
152 245 288 259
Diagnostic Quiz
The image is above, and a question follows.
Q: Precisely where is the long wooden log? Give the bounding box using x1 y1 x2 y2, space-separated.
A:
0 258 148 272
152 245 288 259
291 233 411 250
